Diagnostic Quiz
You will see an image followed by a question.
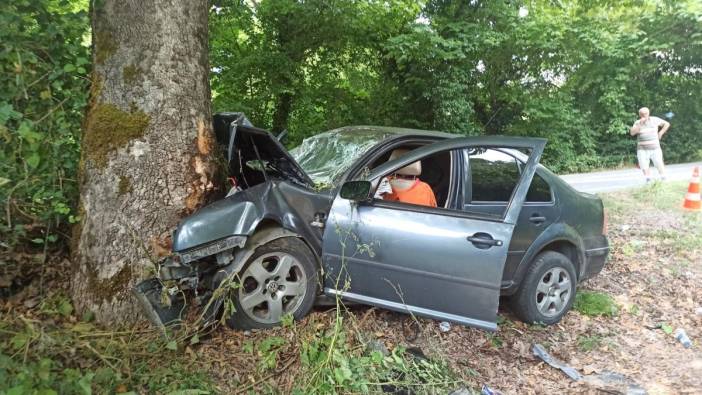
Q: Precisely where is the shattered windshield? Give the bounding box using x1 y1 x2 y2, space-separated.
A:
290 128 395 186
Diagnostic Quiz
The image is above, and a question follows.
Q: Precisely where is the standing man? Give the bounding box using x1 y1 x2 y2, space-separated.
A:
630 107 670 182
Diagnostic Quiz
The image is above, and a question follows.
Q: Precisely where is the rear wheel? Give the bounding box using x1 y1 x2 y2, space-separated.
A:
225 237 318 330
510 251 576 325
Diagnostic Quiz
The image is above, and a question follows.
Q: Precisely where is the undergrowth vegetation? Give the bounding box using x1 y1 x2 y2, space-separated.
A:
0 292 463 394
602 181 702 261
0 294 215 394
2 232 464 395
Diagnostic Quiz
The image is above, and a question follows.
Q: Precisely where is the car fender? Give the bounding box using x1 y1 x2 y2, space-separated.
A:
511 222 586 289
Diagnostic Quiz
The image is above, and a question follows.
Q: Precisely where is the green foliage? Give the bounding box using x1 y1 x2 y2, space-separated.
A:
257 336 286 371
0 0 90 248
0 356 95 395
3 0 701 249
210 0 702 173
0 309 215 394
574 291 618 317
296 313 461 394
210 0 420 145
38 293 74 317
659 323 674 335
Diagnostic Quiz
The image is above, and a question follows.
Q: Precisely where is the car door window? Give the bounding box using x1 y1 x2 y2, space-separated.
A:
372 149 456 210
468 149 553 209
469 148 520 203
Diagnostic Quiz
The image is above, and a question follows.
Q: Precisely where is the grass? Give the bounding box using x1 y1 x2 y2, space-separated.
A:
576 335 604 352
574 291 618 317
1 296 464 395
601 180 692 213
8 178 697 393
0 294 216 394
2 235 467 395
602 181 702 260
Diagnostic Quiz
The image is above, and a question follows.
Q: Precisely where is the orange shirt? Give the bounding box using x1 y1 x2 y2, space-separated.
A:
385 179 437 207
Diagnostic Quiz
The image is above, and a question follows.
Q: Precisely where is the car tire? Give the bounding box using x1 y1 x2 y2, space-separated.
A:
225 237 318 330
509 251 577 325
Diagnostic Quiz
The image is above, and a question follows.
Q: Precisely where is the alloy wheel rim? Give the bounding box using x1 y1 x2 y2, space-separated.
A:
535 267 571 317
238 252 307 324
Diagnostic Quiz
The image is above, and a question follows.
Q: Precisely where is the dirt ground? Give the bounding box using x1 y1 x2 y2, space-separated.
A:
2 183 700 394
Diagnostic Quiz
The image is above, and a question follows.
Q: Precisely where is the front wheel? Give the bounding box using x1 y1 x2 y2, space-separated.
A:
225 237 318 330
509 251 577 325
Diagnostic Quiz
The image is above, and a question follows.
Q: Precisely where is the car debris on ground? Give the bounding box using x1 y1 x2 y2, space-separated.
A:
533 343 647 394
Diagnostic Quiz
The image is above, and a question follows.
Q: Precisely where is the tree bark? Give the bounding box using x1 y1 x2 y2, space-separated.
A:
72 0 216 324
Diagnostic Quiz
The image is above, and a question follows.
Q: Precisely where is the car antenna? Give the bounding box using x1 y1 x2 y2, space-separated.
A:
277 129 288 142
249 135 269 182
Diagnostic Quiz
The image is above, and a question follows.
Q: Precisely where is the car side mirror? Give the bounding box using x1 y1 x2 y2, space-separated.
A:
340 180 371 201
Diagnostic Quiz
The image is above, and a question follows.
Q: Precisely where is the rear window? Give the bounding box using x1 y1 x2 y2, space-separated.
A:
526 173 552 202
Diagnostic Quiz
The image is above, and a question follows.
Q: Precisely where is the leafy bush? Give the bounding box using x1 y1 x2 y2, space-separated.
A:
0 1 90 248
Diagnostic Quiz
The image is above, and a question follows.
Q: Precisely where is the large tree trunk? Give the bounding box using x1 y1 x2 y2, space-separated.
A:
72 0 216 324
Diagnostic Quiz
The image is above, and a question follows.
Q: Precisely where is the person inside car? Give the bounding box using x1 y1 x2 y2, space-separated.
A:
378 149 437 207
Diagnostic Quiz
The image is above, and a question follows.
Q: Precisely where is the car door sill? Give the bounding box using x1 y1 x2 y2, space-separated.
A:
324 288 497 331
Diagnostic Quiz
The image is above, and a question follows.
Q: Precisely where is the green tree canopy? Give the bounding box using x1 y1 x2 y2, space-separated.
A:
210 0 702 171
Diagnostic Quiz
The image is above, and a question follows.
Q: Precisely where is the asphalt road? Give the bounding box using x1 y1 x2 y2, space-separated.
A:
560 161 702 193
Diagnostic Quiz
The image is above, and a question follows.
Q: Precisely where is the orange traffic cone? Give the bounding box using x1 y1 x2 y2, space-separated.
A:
683 166 701 211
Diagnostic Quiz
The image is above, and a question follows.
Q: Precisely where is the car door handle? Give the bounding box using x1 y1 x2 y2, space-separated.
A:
466 233 503 248
529 214 546 224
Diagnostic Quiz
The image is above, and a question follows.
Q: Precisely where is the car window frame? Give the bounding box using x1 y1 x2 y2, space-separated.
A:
359 137 546 225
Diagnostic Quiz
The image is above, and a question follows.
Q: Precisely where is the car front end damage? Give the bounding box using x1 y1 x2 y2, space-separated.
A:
133 235 248 328
132 111 327 328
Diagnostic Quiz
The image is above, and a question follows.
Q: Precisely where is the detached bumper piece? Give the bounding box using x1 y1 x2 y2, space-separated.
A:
133 278 185 329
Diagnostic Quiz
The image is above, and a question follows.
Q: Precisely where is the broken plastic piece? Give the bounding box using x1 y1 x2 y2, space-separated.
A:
532 343 583 381
533 344 647 393
132 278 185 329
480 384 502 395
674 328 692 348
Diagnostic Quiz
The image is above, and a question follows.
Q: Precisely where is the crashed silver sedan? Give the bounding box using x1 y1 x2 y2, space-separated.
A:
134 113 609 331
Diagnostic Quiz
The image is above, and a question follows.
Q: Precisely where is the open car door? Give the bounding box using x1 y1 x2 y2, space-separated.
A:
321 137 546 331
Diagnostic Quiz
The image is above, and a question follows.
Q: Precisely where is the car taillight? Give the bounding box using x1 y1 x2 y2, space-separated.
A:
602 210 608 235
